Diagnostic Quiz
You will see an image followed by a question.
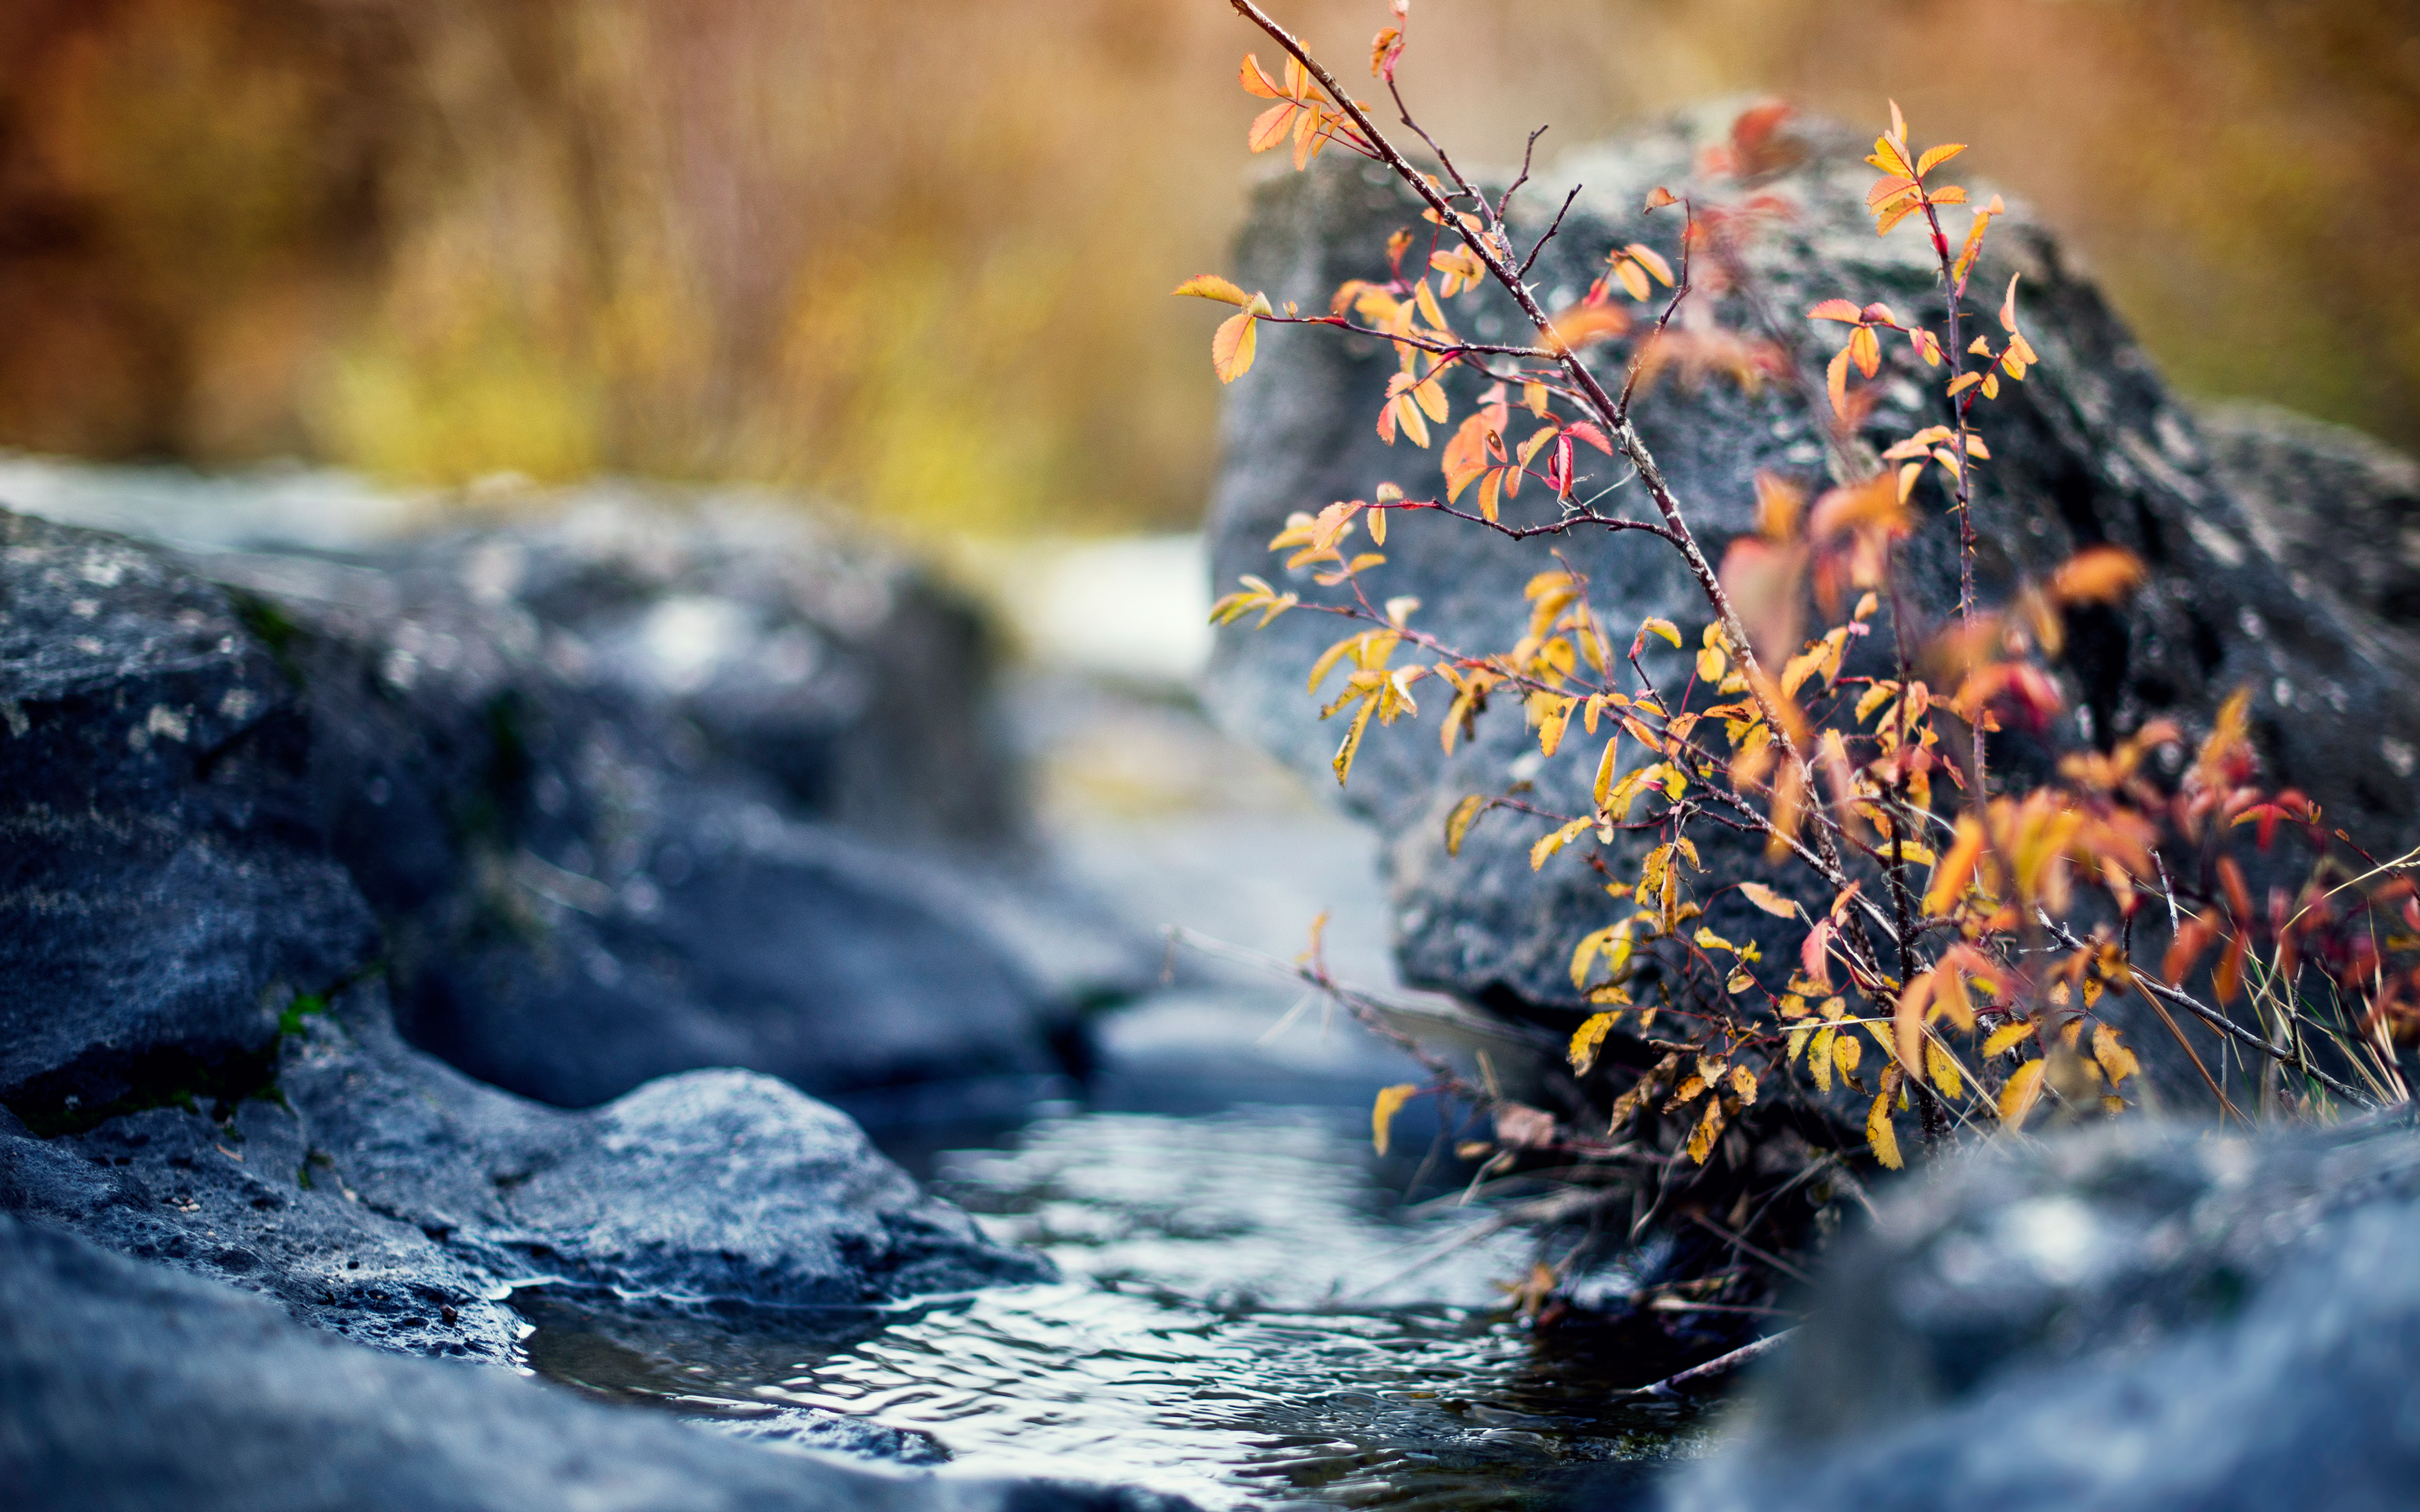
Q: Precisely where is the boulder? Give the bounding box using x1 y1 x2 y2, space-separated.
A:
1664 1114 2420 1512
187 494 1144 1113
1203 108 2420 1100
0 1215 1187 1512
0 502 1056 1446
1 981 1051 1361
0 510 376 1125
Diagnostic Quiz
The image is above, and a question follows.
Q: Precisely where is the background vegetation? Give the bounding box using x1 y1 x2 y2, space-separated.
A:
2 0 2412 535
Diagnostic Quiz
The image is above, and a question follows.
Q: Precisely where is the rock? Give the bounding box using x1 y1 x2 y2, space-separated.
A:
185 493 1144 1113
0 510 376 1125
1203 109 2420 1097
0 1214 1191 1512
2200 399 2420 635
0 500 1055 1399
2 982 1050 1361
1664 1114 2420 1512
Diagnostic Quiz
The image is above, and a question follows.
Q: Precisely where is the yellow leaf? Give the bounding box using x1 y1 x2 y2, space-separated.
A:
1532 816 1592 870
1372 1083 1418 1154
1593 735 1621 810
1730 1065 1759 1104
2092 1023 2140 1086
1737 881 1797 918
1867 1089 1903 1169
1414 278 1451 334
1331 696 1378 787
1685 1099 1725 1165
1833 1031 1862 1077
1640 617 1682 648
1172 274 1254 306
1568 1011 1618 1074
1810 1026 1837 1092
1914 142 1967 177
1212 309 1259 384
1924 1039 1964 1100
1537 694 1576 757
1307 634 1363 694
1982 1021 2033 1058
1444 794 1486 857
1997 1058 2046 1127
1570 925 1621 991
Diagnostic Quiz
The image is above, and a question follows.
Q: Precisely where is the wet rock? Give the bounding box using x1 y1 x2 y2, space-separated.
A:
0 1215 1189 1512
1203 110 2420 1097
1 982 1050 1362
189 494 1142 1112
0 510 376 1125
1665 1114 2420 1512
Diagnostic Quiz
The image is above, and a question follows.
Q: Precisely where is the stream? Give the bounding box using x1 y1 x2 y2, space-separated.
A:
509 669 1722 1510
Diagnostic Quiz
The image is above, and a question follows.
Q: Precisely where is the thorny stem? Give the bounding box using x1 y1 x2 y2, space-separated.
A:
1918 192 1988 791
1223 0 1857 906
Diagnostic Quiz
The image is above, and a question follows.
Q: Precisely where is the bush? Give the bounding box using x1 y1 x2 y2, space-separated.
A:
1180 0 2417 1311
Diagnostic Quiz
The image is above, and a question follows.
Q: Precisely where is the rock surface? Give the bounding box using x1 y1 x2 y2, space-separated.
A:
0 509 376 1125
1 982 1051 1360
0 1214 1186 1512
1665 1114 2420 1512
1204 109 2420 1099
190 495 1143 1115
0 497 1086 1487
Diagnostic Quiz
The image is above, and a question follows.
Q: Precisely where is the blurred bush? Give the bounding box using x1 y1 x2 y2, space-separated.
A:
1 0 2412 533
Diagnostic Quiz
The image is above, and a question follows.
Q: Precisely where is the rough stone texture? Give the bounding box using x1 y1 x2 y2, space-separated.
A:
2201 399 2420 637
1665 1115 2420 1512
0 982 1051 1362
182 496 1139 1115
1204 110 2420 1100
0 1215 1190 1512
0 510 376 1123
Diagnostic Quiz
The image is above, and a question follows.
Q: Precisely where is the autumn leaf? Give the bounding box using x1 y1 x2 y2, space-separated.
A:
1172 274 1253 306
1998 1058 2046 1127
1532 816 1593 870
1372 1083 1418 1154
1867 1089 1903 1169
1444 793 1486 857
1685 1098 1725 1164
1212 306 1260 384
1914 142 1966 177
1925 1040 1965 1100
2092 1023 2141 1086
1737 881 1798 918
2050 545 2148 605
1568 1011 1618 1074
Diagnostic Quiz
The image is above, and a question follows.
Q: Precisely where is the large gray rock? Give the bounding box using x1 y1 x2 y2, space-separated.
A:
1665 1114 2420 1512
0 1214 1185 1512
192 496 1143 1114
1204 110 2420 1100
0 510 376 1125
1 983 1051 1361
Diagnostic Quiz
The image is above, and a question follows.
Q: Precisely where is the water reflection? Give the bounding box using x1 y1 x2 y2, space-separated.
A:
516 1107 1712 1509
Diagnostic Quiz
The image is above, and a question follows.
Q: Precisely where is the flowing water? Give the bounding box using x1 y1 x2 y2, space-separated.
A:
513 1104 1719 1510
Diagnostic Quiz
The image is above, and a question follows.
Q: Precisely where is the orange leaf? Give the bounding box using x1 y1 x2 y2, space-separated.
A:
1248 101 1295 154
1212 309 1259 383
1644 186 1679 209
1239 52 1285 98
1172 274 1253 307
1807 298 1863 323
2050 546 2148 606
1915 142 1967 176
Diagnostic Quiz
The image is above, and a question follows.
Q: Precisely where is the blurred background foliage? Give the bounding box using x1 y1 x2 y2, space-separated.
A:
1 0 2414 536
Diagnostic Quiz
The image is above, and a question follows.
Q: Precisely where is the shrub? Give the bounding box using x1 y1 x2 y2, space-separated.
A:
1180 0 2417 1299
